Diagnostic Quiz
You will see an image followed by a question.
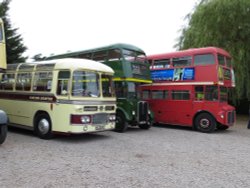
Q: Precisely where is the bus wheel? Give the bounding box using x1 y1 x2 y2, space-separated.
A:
195 113 216 133
0 124 7 144
115 112 128 133
35 114 53 139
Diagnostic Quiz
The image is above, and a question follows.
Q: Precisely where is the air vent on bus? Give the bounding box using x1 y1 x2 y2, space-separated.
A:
84 106 98 111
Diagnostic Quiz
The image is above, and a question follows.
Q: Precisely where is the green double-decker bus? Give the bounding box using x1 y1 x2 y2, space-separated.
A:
46 43 152 132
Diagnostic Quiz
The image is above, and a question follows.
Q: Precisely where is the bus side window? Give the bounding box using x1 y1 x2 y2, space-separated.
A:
33 72 53 92
57 71 70 96
0 73 15 90
142 90 150 99
195 86 204 100
16 73 32 91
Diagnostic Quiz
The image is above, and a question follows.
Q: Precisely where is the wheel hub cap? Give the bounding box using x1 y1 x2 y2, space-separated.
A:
200 118 210 128
38 119 50 134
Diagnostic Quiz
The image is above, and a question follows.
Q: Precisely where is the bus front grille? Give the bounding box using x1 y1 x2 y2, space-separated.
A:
227 111 235 124
137 101 149 123
92 113 108 124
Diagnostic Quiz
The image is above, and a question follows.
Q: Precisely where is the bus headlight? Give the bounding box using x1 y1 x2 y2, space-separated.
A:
132 111 135 116
109 114 116 122
81 116 91 124
220 114 224 119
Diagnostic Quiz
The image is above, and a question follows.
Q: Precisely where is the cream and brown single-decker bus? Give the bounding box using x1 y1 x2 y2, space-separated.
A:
0 58 116 139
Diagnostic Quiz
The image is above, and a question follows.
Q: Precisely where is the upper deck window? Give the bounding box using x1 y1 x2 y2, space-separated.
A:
218 55 225 66
173 56 191 67
152 59 170 69
194 54 215 65
226 57 232 67
122 49 146 63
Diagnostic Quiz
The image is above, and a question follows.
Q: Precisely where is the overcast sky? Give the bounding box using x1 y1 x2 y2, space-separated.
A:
8 0 198 59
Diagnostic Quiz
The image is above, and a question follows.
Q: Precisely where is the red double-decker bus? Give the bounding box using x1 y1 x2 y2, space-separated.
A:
139 47 235 133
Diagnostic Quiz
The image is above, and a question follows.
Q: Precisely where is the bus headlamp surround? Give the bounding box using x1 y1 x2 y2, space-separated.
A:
81 116 91 124
109 114 116 121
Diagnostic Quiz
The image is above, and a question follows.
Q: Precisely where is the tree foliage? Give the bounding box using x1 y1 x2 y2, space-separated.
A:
177 0 250 103
0 0 27 64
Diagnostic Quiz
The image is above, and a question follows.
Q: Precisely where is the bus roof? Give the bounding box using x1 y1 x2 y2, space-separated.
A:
47 43 145 60
147 47 231 60
12 58 114 74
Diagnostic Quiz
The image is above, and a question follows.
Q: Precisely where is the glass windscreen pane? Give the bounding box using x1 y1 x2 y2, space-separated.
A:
205 86 218 101
0 23 3 42
194 54 215 65
220 86 228 102
72 71 100 97
101 74 115 97
218 55 225 66
226 57 232 67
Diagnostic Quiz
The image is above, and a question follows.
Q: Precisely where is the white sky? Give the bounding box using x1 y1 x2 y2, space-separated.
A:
8 0 198 59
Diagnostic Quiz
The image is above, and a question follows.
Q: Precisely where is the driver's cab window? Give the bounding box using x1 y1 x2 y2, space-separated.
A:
57 71 70 96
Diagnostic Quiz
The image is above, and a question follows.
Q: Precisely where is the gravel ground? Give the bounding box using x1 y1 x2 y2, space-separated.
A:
0 115 250 188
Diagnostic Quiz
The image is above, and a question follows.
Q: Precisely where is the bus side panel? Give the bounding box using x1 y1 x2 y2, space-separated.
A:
0 99 32 126
171 100 193 126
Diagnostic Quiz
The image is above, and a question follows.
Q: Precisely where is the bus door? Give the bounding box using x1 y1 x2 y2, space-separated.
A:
56 71 71 100
170 89 193 126
193 85 205 111
150 90 168 123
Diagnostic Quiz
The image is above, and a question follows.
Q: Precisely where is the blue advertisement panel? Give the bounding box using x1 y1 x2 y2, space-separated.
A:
183 67 195 80
151 67 195 81
151 69 174 81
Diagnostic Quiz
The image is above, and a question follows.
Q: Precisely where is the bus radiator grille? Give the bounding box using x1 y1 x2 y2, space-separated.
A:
92 113 108 125
138 101 149 123
227 111 235 124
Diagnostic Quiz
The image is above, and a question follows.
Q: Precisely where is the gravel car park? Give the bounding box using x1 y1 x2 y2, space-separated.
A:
0 115 250 188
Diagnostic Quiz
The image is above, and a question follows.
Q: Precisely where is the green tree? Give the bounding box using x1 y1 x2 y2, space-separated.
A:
177 0 250 104
0 0 27 64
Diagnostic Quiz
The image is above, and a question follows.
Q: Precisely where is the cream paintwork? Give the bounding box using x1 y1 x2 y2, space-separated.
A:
0 59 116 134
0 19 7 70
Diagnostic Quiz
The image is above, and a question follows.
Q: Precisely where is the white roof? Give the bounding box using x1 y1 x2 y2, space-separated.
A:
32 58 114 74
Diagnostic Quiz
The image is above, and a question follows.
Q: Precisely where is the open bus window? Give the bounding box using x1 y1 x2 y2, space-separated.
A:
57 71 70 96
72 71 100 97
194 54 215 65
101 74 115 97
107 49 122 61
205 86 218 101
195 86 204 100
153 59 170 69
173 56 191 67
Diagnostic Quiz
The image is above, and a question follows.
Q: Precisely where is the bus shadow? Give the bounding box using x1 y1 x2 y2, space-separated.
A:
153 123 194 132
8 126 111 142
55 133 110 143
8 126 35 138
153 123 234 134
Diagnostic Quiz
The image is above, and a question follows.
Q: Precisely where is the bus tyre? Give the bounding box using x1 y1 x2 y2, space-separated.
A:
0 124 7 144
115 112 128 133
195 113 216 133
35 114 53 139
